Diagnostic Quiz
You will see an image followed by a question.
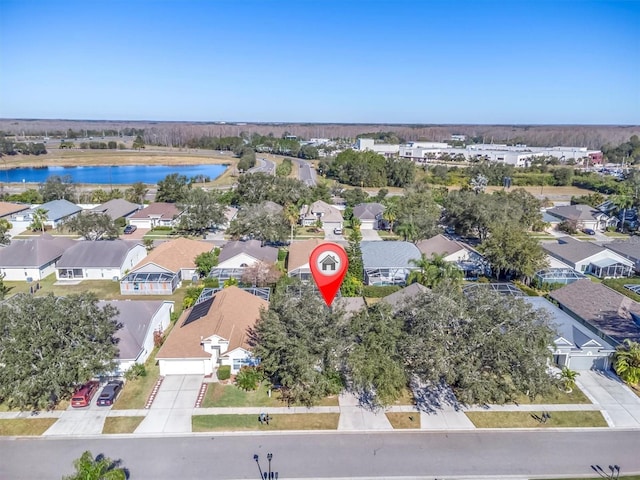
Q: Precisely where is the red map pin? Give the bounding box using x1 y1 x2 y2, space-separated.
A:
309 242 349 307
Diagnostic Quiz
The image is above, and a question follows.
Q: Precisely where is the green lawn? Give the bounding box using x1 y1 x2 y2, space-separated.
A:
514 385 591 405
113 355 160 409
192 413 339 431
391 387 415 406
386 412 420 429
0 418 57 436
102 416 145 434
202 383 339 408
466 410 607 428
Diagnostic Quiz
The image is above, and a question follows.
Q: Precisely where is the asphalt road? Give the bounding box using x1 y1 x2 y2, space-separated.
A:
2 430 639 479
292 158 317 186
248 158 276 175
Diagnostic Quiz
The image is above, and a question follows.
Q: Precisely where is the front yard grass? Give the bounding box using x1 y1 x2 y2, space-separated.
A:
192 413 339 431
514 385 591 405
202 383 339 407
391 387 415 406
0 418 57 436
385 412 420 429
466 410 607 428
113 358 160 410
102 416 144 434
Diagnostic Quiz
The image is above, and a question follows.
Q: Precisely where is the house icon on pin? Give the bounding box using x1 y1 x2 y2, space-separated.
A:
320 254 338 271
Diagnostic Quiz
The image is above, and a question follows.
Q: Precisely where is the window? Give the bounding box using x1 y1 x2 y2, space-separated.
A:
233 357 251 371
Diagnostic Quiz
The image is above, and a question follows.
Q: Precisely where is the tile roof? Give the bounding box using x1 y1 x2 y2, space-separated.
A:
218 239 278 264
353 203 384 221
0 234 76 267
380 283 428 310
156 286 268 359
56 240 143 268
415 234 467 258
132 237 212 273
361 241 421 269
100 300 169 361
0 202 29 218
542 236 606 264
91 199 141 220
129 202 181 220
37 199 82 221
548 279 640 344
287 239 331 272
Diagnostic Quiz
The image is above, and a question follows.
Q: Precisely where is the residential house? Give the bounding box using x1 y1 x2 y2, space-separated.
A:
104 299 174 374
604 237 640 273
524 297 615 371
548 279 640 346
542 236 634 278
353 203 385 230
90 199 141 221
120 237 213 295
332 297 366 319
0 234 76 281
299 200 343 231
0 202 30 219
156 286 269 375
380 282 428 310
361 241 421 286
56 240 146 281
215 206 238 231
415 234 470 262
127 202 182 229
287 238 331 281
546 204 617 232
28 199 82 229
209 239 278 282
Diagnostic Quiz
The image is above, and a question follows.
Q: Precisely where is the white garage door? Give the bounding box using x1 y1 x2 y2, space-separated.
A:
159 359 206 375
360 220 376 230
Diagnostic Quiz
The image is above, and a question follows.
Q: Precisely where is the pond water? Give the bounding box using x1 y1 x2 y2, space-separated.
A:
0 164 228 185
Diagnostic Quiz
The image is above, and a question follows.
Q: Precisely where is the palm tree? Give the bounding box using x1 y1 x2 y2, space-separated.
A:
611 193 634 232
284 203 299 243
382 200 398 234
30 208 48 233
614 339 640 386
63 451 126 480
396 222 417 242
408 253 463 289
559 367 579 393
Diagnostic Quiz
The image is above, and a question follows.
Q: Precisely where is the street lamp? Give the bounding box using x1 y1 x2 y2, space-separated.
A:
609 465 620 480
253 453 278 479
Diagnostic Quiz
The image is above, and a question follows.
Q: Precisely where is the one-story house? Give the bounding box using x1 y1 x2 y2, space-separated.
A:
524 296 615 370
379 282 429 311
604 237 640 273
546 204 618 232
0 201 30 219
0 234 76 281
542 236 634 278
56 240 147 281
127 202 183 229
156 286 268 375
209 239 278 282
353 203 385 230
361 241 421 286
28 199 82 229
415 234 470 262
120 237 213 295
548 279 640 346
102 299 174 374
300 200 343 230
90 198 141 221
287 239 331 281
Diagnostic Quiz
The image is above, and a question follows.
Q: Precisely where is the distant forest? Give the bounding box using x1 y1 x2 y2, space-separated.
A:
1 118 639 150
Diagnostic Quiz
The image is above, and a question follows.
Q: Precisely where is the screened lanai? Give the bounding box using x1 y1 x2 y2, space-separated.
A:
534 268 587 286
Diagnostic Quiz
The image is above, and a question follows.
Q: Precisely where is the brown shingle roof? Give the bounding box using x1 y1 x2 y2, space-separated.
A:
0 202 29 218
156 287 268 359
287 239 331 272
415 234 466 258
132 237 212 273
548 279 640 344
218 239 278 264
129 202 181 220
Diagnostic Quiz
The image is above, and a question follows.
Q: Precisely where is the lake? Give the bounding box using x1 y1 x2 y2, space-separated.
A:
0 164 228 185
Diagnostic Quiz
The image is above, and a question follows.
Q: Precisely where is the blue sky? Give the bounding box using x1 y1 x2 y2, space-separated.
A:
0 0 638 124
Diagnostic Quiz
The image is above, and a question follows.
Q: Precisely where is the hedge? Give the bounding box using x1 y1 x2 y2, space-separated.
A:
362 285 402 298
217 365 231 381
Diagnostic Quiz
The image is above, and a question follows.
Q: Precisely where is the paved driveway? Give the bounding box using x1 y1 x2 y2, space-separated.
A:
135 375 202 434
43 402 110 436
360 229 382 241
576 369 640 427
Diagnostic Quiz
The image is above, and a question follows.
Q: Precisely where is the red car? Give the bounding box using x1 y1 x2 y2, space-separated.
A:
71 381 100 408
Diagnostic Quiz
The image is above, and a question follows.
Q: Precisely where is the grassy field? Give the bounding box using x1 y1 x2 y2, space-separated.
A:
202 383 339 408
192 413 339 432
102 416 145 434
466 410 607 428
0 418 57 436
385 412 420 429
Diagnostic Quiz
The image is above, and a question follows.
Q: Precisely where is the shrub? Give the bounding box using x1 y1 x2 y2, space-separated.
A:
114 217 127 228
218 365 231 381
202 277 219 288
124 363 147 381
362 285 402 297
235 366 262 391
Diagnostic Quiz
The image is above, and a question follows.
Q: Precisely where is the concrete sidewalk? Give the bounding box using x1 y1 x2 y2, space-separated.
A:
337 392 393 430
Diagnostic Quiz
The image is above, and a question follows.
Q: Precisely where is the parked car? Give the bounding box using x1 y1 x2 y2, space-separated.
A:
333 227 343 235
582 228 596 235
123 225 137 234
96 380 124 406
71 380 100 408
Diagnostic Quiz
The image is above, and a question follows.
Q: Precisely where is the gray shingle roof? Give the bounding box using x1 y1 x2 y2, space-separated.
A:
542 236 605 264
91 199 141 220
99 300 167 361
380 283 428 310
546 204 606 222
416 234 466 258
57 240 142 268
605 237 640 261
218 239 278 264
353 203 384 221
548 279 640 344
37 199 82 221
361 241 421 268
0 234 76 267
